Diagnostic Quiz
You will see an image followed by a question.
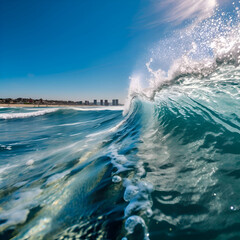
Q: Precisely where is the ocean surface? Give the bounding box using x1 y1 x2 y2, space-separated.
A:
1 62 240 240
1 6 240 240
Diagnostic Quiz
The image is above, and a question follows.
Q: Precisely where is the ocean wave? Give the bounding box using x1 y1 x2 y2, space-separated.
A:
1 3 240 240
0 108 58 119
125 10 240 108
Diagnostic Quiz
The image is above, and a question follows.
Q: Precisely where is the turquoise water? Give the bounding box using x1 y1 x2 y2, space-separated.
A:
0 63 240 240
1 5 240 239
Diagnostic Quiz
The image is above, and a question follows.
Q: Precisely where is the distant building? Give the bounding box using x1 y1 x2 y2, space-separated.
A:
104 100 108 106
93 99 97 105
112 99 119 106
5 98 12 104
79 101 83 105
85 100 89 105
100 99 103 106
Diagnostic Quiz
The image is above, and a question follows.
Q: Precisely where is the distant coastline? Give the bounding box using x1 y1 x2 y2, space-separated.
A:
0 103 123 108
0 97 122 107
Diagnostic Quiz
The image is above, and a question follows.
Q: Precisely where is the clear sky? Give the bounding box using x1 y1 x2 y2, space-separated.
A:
0 0 235 103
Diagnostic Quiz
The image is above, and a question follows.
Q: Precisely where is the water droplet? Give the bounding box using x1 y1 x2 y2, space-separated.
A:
230 206 235 210
112 175 122 183
125 215 146 234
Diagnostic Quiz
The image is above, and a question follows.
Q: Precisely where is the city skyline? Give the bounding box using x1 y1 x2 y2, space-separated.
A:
0 97 121 106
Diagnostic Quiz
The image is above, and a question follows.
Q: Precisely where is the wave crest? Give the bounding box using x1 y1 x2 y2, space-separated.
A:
0 108 58 120
126 7 240 107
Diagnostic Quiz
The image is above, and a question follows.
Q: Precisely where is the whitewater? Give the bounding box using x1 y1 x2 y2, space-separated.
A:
1 3 240 240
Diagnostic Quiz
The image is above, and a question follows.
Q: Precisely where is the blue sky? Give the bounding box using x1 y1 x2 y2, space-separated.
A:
0 0 235 102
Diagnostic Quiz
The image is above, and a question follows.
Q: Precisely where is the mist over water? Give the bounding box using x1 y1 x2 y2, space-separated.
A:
1 1 240 240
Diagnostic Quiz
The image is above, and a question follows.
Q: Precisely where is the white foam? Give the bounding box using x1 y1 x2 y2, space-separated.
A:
125 215 146 234
0 145 12 150
86 119 125 139
108 145 153 240
0 164 14 175
0 188 42 230
70 132 83 137
108 119 125 132
0 108 58 119
59 117 105 127
124 185 139 202
70 106 124 111
86 131 106 138
124 215 150 240
123 180 153 218
59 121 85 126
125 200 152 218
109 146 129 174
26 159 34 166
0 209 30 229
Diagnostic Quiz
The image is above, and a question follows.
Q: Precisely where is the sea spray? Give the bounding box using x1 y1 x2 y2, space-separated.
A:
126 3 240 104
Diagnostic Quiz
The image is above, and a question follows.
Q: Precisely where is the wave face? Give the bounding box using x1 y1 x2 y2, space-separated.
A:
1 63 240 240
1 5 240 240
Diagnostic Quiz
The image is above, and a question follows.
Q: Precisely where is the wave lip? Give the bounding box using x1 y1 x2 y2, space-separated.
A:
0 108 58 120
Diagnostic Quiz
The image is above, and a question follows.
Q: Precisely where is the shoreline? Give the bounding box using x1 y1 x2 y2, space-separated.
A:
0 104 123 108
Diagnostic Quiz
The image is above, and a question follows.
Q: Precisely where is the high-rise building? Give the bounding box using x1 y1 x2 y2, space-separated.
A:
94 99 97 105
100 100 103 105
104 100 108 106
85 100 89 105
112 99 119 106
